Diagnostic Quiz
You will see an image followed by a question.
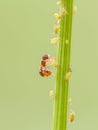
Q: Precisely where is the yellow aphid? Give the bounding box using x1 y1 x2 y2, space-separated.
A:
51 59 58 67
56 1 61 5
54 13 61 20
49 90 55 99
46 58 57 68
73 6 77 14
51 37 60 44
62 8 67 16
64 69 72 81
68 97 72 104
66 39 69 44
69 112 76 122
54 24 59 34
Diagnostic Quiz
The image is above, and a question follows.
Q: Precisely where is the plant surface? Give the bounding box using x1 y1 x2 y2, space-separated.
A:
52 1 74 130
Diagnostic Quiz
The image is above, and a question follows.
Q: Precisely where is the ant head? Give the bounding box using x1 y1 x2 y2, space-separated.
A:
42 54 51 60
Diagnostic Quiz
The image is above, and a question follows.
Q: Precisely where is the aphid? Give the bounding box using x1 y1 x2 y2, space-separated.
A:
64 68 72 81
54 13 61 20
73 6 77 14
62 8 68 16
56 1 61 5
68 97 72 104
54 24 59 34
51 37 60 44
50 58 58 67
69 112 76 123
49 90 55 99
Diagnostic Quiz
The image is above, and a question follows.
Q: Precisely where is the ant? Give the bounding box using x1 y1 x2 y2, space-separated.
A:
39 54 56 77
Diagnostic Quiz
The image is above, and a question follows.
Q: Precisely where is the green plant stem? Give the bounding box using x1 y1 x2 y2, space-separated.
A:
53 0 73 130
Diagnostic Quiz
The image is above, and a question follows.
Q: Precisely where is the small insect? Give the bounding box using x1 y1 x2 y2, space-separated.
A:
51 37 60 44
69 111 76 123
54 24 59 34
39 54 53 77
54 13 61 20
62 8 68 16
68 97 72 105
64 68 72 81
49 90 55 99
73 6 77 14
56 1 61 5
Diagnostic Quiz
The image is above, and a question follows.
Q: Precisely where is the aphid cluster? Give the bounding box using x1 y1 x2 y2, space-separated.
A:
39 0 77 124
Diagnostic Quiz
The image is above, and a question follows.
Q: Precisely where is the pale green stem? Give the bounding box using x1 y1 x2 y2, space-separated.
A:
53 1 73 130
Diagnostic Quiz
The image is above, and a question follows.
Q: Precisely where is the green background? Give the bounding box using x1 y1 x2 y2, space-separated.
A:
0 0 98 130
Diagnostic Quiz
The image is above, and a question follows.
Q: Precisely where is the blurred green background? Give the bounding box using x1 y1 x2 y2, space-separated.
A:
0 0 98 130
